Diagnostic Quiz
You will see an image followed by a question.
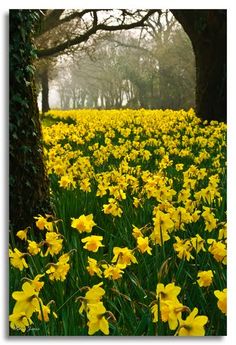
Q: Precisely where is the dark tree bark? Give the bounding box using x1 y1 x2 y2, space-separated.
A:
171 10 226 123
41 66 50 113
9 10 51 237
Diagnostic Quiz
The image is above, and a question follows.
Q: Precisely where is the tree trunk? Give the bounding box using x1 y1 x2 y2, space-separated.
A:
41 66 50 113
194 28 226 122
100 95 104 108
10 10 51 237
171 10 226 122
72 89 76 108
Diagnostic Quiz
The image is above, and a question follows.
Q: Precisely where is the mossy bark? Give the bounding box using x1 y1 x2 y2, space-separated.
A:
9 10 51 237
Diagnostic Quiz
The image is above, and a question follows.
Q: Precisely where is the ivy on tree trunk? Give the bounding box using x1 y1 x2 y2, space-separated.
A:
9 10 51 237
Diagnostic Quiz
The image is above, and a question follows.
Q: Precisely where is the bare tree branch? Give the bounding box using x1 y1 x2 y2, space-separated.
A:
36 10 103 37
37 10 157 58
106 37 154 57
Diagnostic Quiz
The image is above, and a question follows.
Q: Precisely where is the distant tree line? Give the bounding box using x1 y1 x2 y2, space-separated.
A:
51 14 195 111
38 11 195 111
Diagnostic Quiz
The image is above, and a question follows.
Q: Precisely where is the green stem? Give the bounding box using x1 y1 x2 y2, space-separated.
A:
56 289 81 313
38 298 48 335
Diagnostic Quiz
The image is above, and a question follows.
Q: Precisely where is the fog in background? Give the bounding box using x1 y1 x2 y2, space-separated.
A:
36 10 195 112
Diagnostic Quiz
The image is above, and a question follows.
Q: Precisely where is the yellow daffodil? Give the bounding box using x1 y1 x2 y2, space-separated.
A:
156 283 181 303
151 283 184 330
80 178 91 192
132 226 143 239
176 163 184 171
214 289 227 315
9 311 33 332
133 197 141 208
151 303 158 323
177 189 190 203
207 239 227 264
84 283 105 303
28 274 45 292
36 302 57 322
103 198 123 217
79 282 105 315
87 302 109 335
81 235 104 252
59 175 76 189
44 232 63 256
27 240 41 256
153 210 174 233
171 207 192 230
12 282 39 317
173 236 194 261
46 253 70 281
202 208 217 232
71 214 96 233
111 247 137 268
102 264 124 280
86 257 102 278
34 214 53 231
161 300 184 330
218 223 227 240
9 248 28 271
34 214 48 230
137 236 152 255
177 308 208 336
16 227 29 241
197 270 213 287
150 226 170 246
190 234 205 253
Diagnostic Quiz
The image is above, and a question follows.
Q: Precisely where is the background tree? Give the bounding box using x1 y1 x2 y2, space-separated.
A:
145 12 195 109
34 10 89 113
35 58 57 113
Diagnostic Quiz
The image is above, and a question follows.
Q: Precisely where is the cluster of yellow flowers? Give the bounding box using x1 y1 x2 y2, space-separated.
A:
9 109 226 335
9 215 69 332
71 214 148 281
149 281 226 336
150 282 208 335
78 282 110 335
9 277 57 332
